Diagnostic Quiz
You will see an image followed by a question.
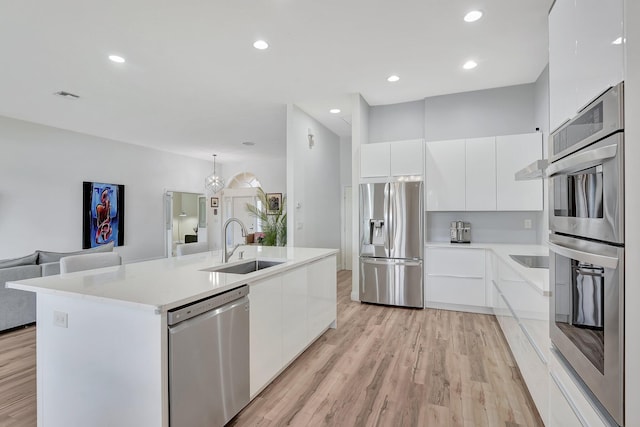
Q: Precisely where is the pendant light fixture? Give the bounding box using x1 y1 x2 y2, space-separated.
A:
205 154 225 193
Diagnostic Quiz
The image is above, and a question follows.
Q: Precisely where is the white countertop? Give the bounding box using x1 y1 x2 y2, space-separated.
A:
7 246 338 313
425 242 550 296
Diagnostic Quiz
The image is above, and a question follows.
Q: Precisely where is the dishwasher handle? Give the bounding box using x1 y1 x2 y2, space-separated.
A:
168 284 249 326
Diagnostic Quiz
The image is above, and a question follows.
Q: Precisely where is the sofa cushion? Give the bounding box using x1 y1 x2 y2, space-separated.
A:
0 252 38 269
38 241 115 264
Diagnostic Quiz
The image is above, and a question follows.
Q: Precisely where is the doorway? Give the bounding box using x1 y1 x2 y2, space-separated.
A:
342 186 353 270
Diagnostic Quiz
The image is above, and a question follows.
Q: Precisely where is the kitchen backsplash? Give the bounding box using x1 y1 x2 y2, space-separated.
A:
426 211 544 244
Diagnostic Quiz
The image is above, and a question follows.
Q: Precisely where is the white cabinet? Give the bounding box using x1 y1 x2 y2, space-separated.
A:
307 257 337 340
496 133 543 211
360 143 390 177
249 275 283 397
425 248 486 307
390 139 424 176
548 351 610 427
465 137 496 211
361 139 424 179
427 134 541 212
425 139 466 211
282 268 308 364
549 0 624 131
250 255 337 397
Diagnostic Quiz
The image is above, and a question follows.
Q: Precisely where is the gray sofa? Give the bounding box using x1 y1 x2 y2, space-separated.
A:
0 242 114 332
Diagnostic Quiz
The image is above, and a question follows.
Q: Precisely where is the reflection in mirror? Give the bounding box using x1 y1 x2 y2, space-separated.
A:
165 191 207 257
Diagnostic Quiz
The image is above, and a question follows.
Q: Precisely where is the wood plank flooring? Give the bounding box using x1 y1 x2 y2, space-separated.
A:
0 271 543 427
230 271 543 427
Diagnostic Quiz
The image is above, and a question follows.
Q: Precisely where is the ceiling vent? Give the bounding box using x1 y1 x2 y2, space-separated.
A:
53 91 80 100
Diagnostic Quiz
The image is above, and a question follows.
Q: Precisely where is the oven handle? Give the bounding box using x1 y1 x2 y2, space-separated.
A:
548 242 619 269
546 143 617 177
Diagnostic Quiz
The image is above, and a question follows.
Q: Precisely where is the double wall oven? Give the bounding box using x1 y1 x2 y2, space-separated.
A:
548 82 625 426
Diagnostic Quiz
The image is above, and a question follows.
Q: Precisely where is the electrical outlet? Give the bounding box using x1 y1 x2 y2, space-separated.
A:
524 219 533 229
53 311 68 328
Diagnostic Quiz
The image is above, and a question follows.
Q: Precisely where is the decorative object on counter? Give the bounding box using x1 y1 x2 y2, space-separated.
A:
266 193 282 215
82 181 125 249
210 197 219 208
246 189 286 246
450 221 471 243
204 154 225 193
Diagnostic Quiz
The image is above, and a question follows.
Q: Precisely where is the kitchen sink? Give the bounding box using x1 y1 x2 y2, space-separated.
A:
203 260 285 274
509 254 549 269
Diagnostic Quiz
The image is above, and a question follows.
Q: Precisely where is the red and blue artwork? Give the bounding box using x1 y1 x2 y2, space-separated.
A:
82 182 125 249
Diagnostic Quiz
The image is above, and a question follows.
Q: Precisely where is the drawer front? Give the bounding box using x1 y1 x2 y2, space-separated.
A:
427 248 485 277
427 276 485 307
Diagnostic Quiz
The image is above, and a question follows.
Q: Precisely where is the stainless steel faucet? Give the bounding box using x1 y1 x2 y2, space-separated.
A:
223 218 248 262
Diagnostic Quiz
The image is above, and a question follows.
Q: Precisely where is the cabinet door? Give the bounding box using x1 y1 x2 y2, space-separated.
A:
496 133 543 211
426 248 486 307
390 139 423 176
282 268 308 364
549 0 577 131
361 143 390 178
574 0 624 114
307 256 337 340
249 276 282 396
425 139 466 211
465 137 496 211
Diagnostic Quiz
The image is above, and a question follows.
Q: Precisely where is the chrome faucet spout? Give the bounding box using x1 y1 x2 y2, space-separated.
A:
223 218 248 262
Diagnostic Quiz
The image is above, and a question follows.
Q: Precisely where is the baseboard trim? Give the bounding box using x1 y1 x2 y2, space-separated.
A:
350 291 359 302
424 301 493 315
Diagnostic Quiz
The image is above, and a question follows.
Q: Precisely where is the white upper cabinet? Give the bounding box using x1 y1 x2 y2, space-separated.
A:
361 139 424 179
360 142 390 178
549 0 624 131
465 137 496 211
425 139 466 211
390 139 424 176
496 133 543 211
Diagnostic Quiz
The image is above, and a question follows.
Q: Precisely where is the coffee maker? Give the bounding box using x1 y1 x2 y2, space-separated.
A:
450 221 471 243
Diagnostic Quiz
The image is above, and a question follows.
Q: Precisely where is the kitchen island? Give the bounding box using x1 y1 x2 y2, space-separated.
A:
7 246 338 427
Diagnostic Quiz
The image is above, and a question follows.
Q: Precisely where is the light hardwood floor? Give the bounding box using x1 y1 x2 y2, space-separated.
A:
0 271 542 427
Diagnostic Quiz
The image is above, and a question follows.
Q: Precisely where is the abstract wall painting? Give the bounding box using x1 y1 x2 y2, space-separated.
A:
82 181 125 249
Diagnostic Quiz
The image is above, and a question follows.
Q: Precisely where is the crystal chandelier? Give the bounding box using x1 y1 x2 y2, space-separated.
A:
205 154 225 193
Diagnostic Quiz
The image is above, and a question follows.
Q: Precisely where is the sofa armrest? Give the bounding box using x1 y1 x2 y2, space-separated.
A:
40 262 60 277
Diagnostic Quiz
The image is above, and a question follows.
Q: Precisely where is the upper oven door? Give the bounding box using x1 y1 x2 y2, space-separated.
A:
549 233 624 426
548 132 624 244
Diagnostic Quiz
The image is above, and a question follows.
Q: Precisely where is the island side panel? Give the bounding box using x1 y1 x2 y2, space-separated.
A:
36 293 166 427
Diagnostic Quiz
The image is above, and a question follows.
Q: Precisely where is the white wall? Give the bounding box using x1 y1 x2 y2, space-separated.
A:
351 94 369 300
0 116 211 262
624 1 640 424
286 105 341 252
369 100 424 143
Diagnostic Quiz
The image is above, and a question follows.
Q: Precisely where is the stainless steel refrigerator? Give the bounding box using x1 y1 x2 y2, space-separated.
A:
359 181 423 308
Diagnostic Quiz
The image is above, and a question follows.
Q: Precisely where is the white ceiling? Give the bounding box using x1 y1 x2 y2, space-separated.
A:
0 0 552 163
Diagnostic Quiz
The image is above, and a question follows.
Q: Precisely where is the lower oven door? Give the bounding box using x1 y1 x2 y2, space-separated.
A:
549 233 624 425
547 132 624 244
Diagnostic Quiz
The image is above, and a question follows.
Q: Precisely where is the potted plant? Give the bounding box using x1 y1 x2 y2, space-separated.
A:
245 189 287 246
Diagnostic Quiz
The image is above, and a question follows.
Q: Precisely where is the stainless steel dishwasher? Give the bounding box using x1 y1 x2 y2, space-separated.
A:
168 285 250 427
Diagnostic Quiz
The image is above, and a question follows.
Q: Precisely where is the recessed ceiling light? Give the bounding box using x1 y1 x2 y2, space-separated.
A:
612 37 624 45
329 108 341 114
464 10 483 23
463 60 478 70
253 40 269 50
387 75 400 82
108 55 125 63
242 141 256 146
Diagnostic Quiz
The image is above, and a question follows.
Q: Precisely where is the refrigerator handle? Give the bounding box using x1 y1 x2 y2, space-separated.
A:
383 183 390 254
387 183 394 254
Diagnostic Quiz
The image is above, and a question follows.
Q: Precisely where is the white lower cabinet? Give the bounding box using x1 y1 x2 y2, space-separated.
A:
249 275 283 397
548 351 611 427
250 255 337 397
425 248 486 308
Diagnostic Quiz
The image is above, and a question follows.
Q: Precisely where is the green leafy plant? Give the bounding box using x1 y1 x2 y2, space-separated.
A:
246 188 287 246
